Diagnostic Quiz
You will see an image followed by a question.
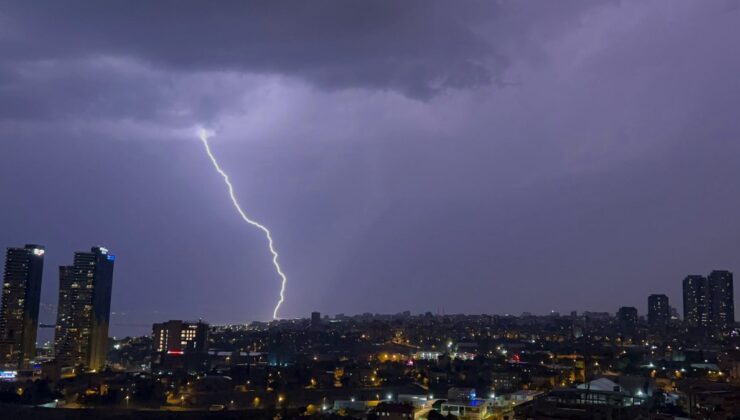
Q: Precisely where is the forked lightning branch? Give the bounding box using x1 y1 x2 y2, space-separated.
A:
198 129 288 319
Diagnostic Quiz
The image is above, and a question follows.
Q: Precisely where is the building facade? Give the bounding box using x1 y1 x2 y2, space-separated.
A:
647 294 670 332
683 271 735 334
152 320 208 371
310 311 322 330
617 307 638 336
708 270 735 332
54 247 115 371
683 275 709 329
0 245 45 368
152 320 209 372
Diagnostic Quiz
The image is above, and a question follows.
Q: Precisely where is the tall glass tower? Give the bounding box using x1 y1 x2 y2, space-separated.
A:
54 246 115 371
0 244 45 369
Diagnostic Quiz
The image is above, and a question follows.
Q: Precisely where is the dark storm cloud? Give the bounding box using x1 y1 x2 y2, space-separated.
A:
0 0 606 100
0 58 247 124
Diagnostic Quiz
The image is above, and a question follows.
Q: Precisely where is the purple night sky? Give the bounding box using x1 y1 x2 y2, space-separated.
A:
1 1 739 337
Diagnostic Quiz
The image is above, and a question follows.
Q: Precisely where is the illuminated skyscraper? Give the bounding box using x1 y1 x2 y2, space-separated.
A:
54 247 115 371
683 275 709 329
708 270 734 331
682 272 735 334
0 245 45 368
647 294 670 332
53 266 75 367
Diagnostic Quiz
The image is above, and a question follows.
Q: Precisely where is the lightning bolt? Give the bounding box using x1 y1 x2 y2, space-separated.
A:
198 129 288 320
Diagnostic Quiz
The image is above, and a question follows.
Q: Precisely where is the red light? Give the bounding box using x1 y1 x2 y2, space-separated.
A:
167 350 184 356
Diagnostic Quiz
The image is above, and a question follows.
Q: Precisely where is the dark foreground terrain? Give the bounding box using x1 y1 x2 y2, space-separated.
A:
0 404 307 420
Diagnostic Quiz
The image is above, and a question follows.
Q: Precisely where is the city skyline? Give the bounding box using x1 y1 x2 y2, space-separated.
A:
2 240 732 339
0 240 740 420
2 1 740 333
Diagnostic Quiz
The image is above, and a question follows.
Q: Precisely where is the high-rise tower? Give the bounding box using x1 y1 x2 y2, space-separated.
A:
0 245 45 368
683 275 709 329
647 294 670 332
617 306 638 335
708 270 734 331
54 247 115 371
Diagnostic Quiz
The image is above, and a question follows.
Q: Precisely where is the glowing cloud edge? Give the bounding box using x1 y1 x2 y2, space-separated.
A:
198 129 288 320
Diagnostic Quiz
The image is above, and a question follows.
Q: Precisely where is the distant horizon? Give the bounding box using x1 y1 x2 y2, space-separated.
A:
30 279 729 342
16 239 730 339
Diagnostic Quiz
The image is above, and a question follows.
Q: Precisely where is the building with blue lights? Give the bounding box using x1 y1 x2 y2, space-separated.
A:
54 246 115 371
